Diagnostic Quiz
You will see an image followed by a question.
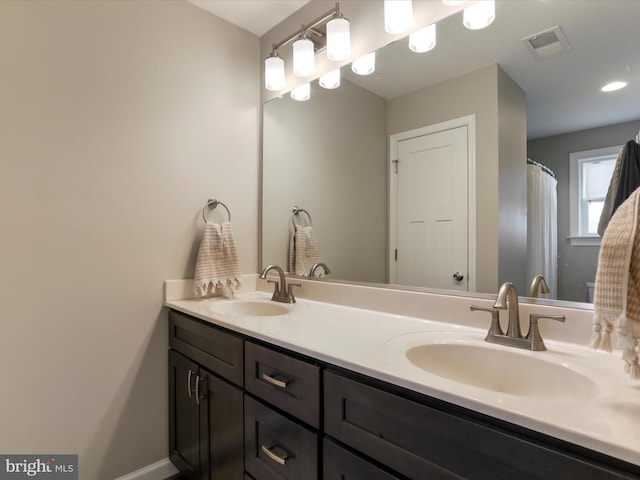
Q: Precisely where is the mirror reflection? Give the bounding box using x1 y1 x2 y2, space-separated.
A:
261 0 640 304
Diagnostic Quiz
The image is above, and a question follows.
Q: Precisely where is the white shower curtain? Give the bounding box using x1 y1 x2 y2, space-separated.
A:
527 164 558 299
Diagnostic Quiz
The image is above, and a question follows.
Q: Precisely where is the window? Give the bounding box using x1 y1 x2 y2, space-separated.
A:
569 146 619 246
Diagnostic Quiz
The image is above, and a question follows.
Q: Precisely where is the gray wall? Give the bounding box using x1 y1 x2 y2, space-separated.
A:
528 118 640 301
0 2 259 478
262 80 388 282
497 66 528 293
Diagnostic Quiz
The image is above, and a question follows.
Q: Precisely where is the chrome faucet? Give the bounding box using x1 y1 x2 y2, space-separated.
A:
470 282 566 351
529 274 550 298
259 264 300 303
309 262 331 277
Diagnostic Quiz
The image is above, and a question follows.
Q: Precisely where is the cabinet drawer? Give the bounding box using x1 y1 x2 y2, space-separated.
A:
169 310 243 386
244 395 318 480
323 438 401 480
325 371 636 480
245 341 320 428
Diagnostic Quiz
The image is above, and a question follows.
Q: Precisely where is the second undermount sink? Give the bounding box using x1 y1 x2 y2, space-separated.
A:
205 299 290 317
406 340 600 400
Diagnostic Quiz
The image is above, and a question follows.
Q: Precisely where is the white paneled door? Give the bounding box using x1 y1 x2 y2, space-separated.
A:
394 125 469 291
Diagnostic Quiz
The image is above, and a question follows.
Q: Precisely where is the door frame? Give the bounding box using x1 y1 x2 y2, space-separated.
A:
389 114 476 291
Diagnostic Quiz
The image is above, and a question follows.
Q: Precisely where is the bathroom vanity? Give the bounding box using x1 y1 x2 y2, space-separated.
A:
165 278 640 480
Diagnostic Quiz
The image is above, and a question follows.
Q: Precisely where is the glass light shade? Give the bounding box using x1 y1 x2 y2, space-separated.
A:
463 0 495 30
293 37 315 77
326 17 351 61
290 83 310 101
409 23 436 53
351 52 376 75
264 55 285 91
319 68 341 89
384 0 413 34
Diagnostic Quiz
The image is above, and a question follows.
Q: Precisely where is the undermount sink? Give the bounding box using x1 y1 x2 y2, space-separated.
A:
205 299 290 317
406 341 600 400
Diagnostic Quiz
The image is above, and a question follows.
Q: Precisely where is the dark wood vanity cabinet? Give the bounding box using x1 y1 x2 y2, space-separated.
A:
169 311 244 480
169 308 640 480
324 370 640 480
323 438 402 480
244 341 321 480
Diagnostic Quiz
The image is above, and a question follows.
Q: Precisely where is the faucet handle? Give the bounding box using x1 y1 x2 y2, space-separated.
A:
286 282 301 302
470 305 504 336
527 313 566 350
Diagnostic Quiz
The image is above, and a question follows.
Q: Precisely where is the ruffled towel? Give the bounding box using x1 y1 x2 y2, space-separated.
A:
592 187 640 379
194 221 241 298
288 226 319 276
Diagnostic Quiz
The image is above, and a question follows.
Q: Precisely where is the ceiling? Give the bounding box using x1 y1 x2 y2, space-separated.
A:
190 0 640 139
187 0 310 36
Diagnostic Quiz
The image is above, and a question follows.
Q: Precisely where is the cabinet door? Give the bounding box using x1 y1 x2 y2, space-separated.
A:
169 350 204 480
203 371 244 480
323 439 401 480
244 395 318 480
325 371 639 480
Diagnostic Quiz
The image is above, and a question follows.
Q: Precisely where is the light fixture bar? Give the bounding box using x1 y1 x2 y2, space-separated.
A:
271 3 342 53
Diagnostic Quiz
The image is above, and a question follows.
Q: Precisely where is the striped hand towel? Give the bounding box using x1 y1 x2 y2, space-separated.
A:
289 225 320 276
194 221 241 298
592 187 640 379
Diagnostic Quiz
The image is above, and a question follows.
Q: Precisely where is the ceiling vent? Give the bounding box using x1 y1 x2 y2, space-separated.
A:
522 26 572 60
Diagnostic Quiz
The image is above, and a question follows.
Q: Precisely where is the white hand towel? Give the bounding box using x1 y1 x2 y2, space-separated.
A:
194 221 241 298
291 226 320 276
592 187 640 379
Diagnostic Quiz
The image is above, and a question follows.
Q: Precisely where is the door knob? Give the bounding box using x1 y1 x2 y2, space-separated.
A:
452 272 464 282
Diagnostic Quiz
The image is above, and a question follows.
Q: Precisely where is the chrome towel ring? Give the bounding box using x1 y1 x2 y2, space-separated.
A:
202 198 231 223
292 206 312 229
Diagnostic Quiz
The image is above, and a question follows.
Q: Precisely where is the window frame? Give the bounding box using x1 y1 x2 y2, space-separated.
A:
568 145 620 246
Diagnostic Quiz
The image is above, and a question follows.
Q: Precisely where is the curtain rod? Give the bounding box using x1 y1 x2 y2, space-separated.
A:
527 158 557 179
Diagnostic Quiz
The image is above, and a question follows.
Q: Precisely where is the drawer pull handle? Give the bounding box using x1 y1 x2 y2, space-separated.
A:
262 373 289 389
261 444 289 465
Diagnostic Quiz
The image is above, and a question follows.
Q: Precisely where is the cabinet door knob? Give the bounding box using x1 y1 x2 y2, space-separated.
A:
261 444 289 465
262 373 289 389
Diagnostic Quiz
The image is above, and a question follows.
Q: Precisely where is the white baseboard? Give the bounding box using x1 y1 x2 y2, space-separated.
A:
114 458 178 480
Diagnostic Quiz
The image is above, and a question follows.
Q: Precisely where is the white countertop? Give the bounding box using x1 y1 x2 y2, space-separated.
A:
164 278 640 468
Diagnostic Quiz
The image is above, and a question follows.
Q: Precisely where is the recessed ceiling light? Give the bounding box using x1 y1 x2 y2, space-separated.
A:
601 81 627 92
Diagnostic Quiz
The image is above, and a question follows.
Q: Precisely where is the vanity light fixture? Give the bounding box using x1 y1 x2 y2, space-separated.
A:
352 52 376 75
326 4 351 61
264 52 285 91
290 82 311 101
263 2 351 90
409 23 436 53
319 68 341 89
601 81 627 92
293 32 315 77
463 0 495 30
384 0 413 35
